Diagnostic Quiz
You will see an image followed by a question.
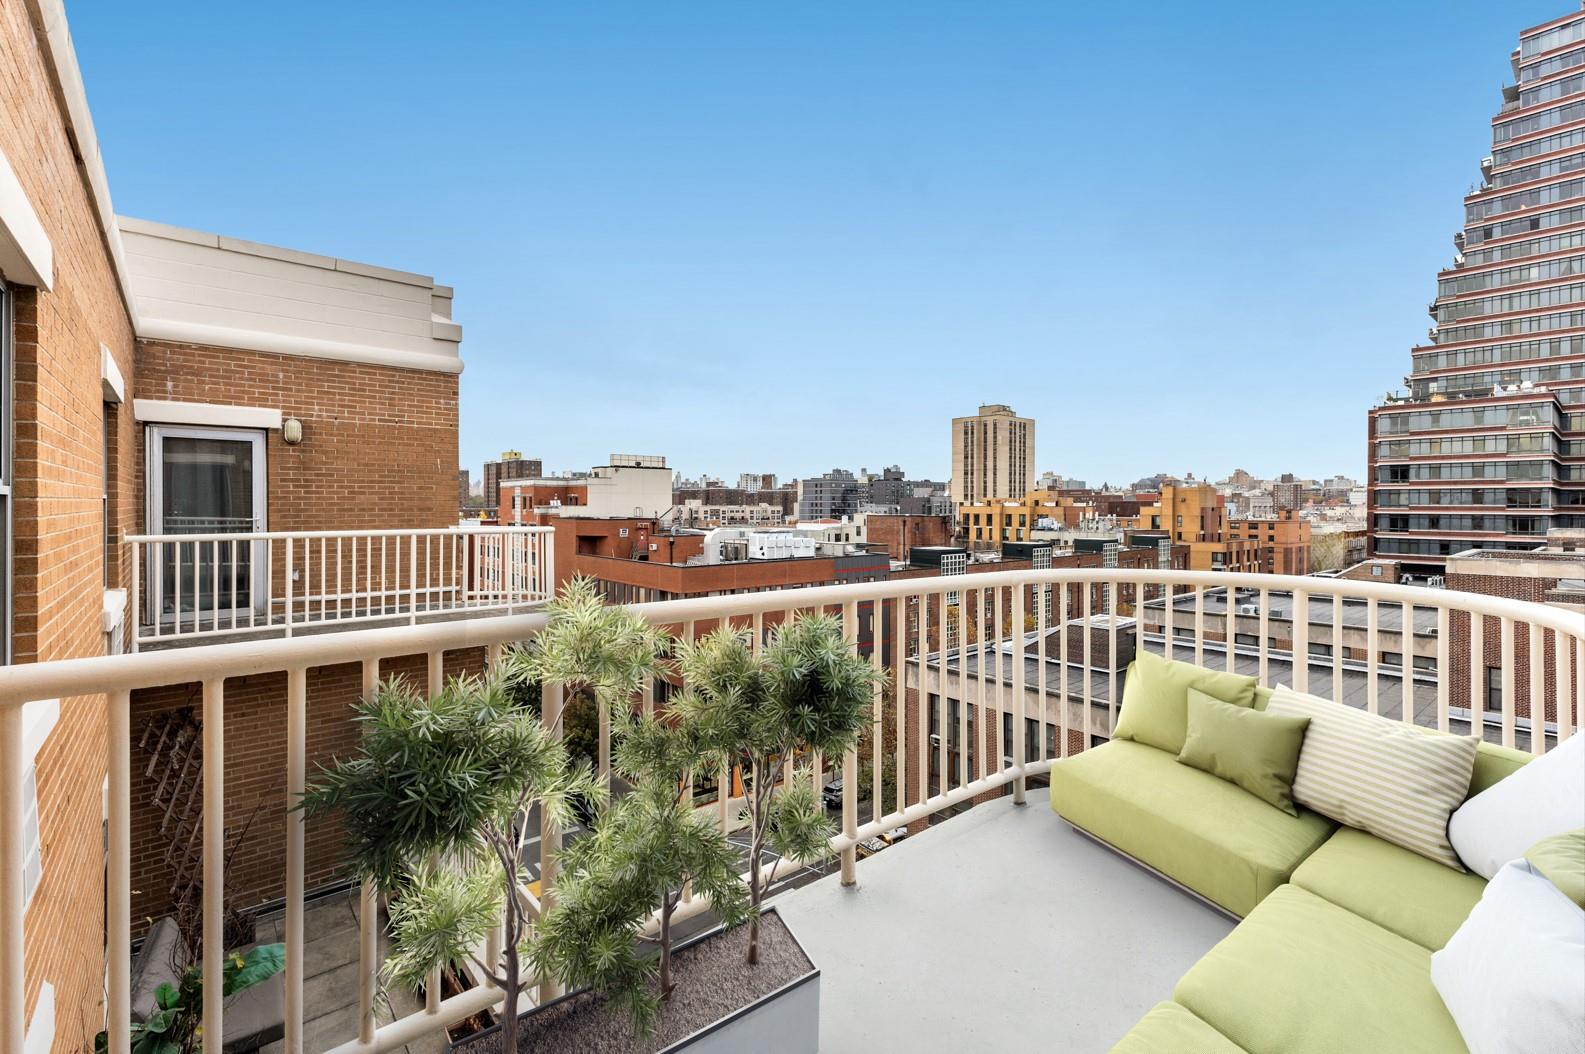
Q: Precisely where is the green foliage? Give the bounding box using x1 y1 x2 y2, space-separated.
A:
532 776 751 1035
669 613 886 963
94 943 284 1054
507 575 673 714
299 671 597 1052
526 580 753 1035
298 673 592 892
384 863 502 992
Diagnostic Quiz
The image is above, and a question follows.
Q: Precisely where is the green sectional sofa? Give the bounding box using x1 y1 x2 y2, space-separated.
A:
1048 675 1533 1054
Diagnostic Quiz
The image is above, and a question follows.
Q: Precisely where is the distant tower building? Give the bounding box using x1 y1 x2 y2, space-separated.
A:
483 450 542 516
1368 7 1585 574
951 404 1035 506
458 468 471 509
1272 474 1302 512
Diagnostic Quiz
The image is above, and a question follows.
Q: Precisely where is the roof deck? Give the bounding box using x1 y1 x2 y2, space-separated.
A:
777 796 1234 1052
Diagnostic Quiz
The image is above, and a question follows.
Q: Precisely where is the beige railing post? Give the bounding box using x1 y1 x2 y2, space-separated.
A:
0 704 24 1054
840 599 858 886
107 690 132 1054
284 668 307 1052
202 678 225 1049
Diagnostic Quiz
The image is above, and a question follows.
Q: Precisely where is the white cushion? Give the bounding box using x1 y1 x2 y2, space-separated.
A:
1450 732 1585 880
1431 860 1585 1054
1266 687 1478 869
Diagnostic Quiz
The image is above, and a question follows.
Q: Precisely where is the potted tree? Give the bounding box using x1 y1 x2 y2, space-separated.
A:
501 604 880 1053
677 614 883 964
298 673 595 1054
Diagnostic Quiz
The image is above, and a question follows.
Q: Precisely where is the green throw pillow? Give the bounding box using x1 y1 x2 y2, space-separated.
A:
1177 688 1311 816
1112 650 1260 754
1525 828 1585 908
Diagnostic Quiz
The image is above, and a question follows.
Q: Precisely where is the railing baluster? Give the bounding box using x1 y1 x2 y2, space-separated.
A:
284 539 294 638
173 541 183 638
230 538 239 632
1082 582 1092 750
285 667 307 1051
1437 606 1451 733
1470 615 1485 742
1193 587 1204 667
1036 578 1048 767
1557 631 1574 747
1500 618 1516 749
1292 589 1310 693
202 677 225 1048
0 703 22 1054
1367 598 1380 717
337 538 344 622
840 599 858 886
1012 582 1026 803
358 658 380 1044
538 682 565 1005
319 537 327 624
108 689 131 1054
893 596 905 816
132 540 142 651
1258 587 1270 686
211 539 220 634
1530 623 1546 755
1332 594 1344 704
1106 581 1118 737
410 536 419 625
1400 603 1415 727
937 590 947 798
1058 581 1070 758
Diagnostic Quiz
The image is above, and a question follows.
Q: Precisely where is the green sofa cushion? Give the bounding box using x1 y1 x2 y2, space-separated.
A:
1526 828 1585 908
1113 650 1259 755
1048 740 1334 917
1468 740 1531 798
1291 826 1487 950
1174 885 1467 1054
1178 689 1310 816
1109 1002 1248 1054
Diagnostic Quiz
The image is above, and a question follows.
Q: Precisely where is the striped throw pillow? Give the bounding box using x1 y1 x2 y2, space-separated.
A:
1266 688 1479 870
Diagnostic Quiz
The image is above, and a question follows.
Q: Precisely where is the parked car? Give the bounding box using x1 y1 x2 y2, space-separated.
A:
821 779 843 811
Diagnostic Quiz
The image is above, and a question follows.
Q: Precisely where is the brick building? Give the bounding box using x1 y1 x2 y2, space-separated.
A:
1445 534 1585 745
1 4 469 1046
1227 508 1313 576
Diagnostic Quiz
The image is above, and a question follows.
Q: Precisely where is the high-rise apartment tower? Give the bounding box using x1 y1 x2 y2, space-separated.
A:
1368 7 1585 573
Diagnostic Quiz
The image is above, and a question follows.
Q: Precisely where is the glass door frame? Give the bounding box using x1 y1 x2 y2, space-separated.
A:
144 424 268 627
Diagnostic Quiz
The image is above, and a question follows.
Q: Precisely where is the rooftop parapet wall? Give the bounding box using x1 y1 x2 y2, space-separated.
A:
118 216 463 374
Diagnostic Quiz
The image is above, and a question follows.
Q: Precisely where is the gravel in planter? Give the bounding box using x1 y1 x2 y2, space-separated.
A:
470 912 813 1054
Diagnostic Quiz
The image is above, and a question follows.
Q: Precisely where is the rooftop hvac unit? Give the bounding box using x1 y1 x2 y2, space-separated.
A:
1238 603 1261 616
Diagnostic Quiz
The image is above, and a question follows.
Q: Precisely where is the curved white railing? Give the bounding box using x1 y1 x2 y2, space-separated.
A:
0 570 1579 1053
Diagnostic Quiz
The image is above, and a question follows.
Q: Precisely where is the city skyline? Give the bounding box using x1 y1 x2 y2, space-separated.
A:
68 1 1566 484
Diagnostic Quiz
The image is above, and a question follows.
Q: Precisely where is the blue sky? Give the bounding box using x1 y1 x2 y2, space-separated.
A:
71 1 1567 487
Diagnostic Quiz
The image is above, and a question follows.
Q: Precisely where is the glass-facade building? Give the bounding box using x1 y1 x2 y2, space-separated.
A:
1369 5 1585 573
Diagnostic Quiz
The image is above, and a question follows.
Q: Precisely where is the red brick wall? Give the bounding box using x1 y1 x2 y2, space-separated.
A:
3 0 140 1043
127 649 486 932
865 514 952 560
133 339 459 535
1446 571 1579 733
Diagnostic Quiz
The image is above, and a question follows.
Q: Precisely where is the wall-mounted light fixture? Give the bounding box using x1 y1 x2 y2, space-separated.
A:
282 417 304 445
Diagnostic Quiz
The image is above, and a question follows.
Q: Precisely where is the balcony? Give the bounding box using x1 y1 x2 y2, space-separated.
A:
125 525 554 649
0 569 1578 1053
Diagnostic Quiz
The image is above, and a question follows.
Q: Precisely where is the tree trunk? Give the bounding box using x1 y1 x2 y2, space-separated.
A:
659 892 676 1001
501 862 521 1052
747 761 766 966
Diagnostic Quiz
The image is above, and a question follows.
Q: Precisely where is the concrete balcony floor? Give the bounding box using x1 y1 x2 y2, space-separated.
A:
776 794 1235 1053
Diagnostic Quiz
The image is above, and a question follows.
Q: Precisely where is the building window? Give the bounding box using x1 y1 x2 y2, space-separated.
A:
1486 666 1503 712
20 699 57 911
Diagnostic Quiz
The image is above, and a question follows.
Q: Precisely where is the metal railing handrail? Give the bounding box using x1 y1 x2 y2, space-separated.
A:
125 524 552 544
5 568 1583 705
